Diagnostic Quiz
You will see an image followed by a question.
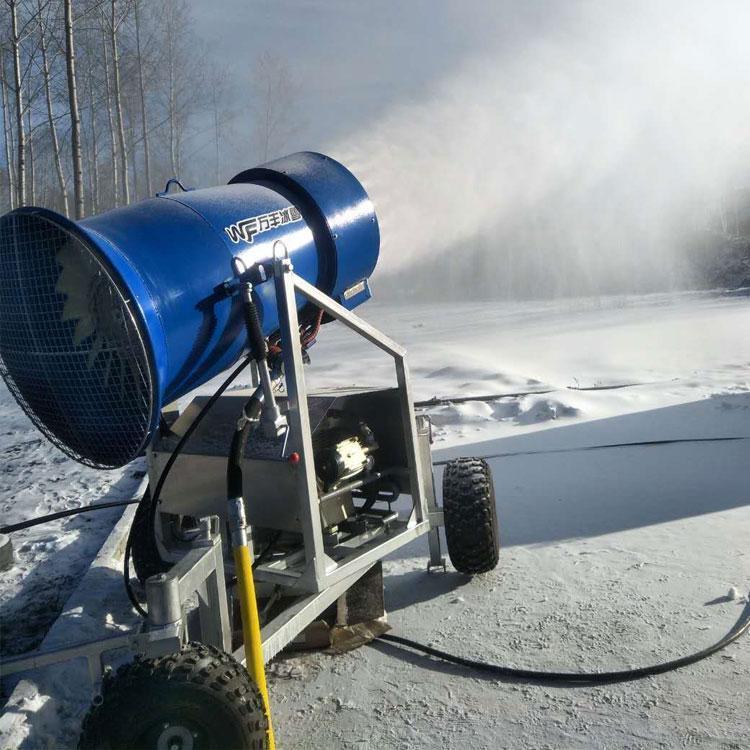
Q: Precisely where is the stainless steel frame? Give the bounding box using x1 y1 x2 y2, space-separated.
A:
266 257 443 591
0 518 225 690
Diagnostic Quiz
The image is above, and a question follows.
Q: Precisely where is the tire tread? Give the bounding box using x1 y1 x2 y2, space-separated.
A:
78 642 268 750
443 457 500 574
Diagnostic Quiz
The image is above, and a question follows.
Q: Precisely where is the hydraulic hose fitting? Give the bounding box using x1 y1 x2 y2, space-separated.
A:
227 496 249 549
240 281 268 362
237 276 286 439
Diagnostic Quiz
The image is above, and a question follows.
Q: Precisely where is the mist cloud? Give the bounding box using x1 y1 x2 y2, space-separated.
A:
333 1 750 298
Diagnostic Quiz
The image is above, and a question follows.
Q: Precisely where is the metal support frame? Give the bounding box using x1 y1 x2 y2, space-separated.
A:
0 626 181 691
273 259 434 593
0 516 228 691
232 566 374 665
416 415 446 572
146 515 231 652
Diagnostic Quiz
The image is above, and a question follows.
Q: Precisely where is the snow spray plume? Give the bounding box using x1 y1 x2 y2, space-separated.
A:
333 1 750 300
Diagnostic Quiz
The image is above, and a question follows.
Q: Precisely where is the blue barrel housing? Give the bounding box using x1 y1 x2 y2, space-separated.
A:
0 152 380 468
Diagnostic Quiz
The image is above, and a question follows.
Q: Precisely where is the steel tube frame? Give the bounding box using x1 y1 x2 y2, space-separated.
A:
273 259 436 593
0 521 228 688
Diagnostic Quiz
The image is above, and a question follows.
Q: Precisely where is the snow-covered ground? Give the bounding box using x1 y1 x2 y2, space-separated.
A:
2 289 749 747
281 289 750 748
0 406 145 660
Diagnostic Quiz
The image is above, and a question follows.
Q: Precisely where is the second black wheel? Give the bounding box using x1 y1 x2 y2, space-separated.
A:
79 642 268 750
442 457 500 574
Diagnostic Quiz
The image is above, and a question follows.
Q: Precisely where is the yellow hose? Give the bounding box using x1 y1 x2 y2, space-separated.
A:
234 544 276 749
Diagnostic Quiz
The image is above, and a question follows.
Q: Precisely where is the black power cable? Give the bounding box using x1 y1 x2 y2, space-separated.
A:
413 379 677 409
123 356 254 617
432 435 750 466
377 601 750 685
0 498 141 534
252 530 283 570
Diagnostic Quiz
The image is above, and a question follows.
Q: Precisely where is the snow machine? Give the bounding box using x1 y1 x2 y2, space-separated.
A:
0 152 500 748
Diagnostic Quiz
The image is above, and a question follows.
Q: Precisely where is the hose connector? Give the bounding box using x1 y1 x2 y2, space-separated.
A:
227 496 249 549
232 266 287 440
240 282 268 362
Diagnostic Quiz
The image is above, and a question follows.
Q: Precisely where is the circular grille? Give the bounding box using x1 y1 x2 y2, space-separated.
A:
0 211 154 468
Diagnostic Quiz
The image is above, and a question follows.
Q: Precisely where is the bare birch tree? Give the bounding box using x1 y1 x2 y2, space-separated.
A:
133 0 150 196
6 0 26 205
63 0 83 217
165 0 180 177
100 28 118 205
36 0 68 215
207 65 230 184
0 45 15 208
24 75 33 203
84 54 99 213
106 0 129 204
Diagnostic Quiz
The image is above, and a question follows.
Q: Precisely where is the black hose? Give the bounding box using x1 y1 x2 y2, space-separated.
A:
252 530 283 570
124 356 254 617
377 600 750 685
123 533 148 616
148 356 254 521
227 388 264 501
432 436 749 466
242 291 268 362
0 498 141 534
413 380 677 408
227 288 271 501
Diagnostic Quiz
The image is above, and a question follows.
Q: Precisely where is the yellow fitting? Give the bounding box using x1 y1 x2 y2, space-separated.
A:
234 544 276 749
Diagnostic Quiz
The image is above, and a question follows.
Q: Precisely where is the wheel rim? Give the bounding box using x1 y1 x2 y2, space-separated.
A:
143 716 211 750
156 724 195 750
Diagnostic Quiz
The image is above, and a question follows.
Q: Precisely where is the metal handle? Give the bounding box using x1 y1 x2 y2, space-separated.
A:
156 178 193 197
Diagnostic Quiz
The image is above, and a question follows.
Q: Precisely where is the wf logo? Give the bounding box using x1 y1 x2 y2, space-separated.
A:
224 206 303 244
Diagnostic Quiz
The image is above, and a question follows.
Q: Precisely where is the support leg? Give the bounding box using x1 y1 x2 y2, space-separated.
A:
427 527 445 573
416 416 446 572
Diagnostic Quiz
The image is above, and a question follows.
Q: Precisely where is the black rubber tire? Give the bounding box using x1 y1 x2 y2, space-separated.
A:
79 642 268 750
442 457 500 574
131 489 170 584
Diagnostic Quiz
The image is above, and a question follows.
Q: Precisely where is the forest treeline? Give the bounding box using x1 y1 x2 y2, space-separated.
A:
0 0 297 219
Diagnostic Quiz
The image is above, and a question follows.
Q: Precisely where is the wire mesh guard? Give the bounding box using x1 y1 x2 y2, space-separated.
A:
0 211 153 468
